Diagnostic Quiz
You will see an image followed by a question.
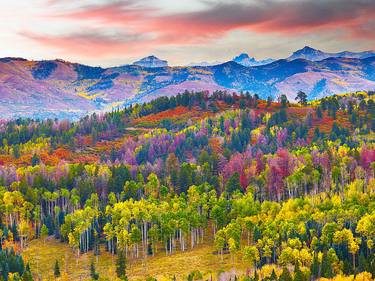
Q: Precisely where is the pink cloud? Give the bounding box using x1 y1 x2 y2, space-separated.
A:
52 1 375 38
55 1 154 25
21 31 154 58
23 0 375 58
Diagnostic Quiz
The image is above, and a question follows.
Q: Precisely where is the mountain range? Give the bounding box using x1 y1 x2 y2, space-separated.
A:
232 46 375 67
0 46 374 119
232 53 275 67
287 46 375 61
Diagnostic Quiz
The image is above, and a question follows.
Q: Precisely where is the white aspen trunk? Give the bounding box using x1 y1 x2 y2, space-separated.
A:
194 227 199 245
144 221 148 257
169 236 172 254
179 229 183 251
191 228 194 249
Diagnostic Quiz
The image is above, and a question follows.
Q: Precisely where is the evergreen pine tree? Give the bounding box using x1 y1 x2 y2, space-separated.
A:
253 270 259 281
31 154 40 166
321 251 334 278
316 106 323 119
270 269 277 280
310 253 320 279
312 127 321 142
225 172 242 195
25 263 31 272
279 267 292 281
293 262 306 281
267 96 272 107
110 147 117 162
280 94 288 108
13 144 20 159
54 260 60 279
343 258 352 275
358 251 368 273
21 263 34 281
116 251 128 280
90 260 99 280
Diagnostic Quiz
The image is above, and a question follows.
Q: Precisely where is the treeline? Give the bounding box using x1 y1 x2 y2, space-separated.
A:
0 90 256 154
1 90 373 152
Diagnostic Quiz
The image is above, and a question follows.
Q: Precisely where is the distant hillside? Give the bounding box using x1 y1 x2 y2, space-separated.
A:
0 47 375 119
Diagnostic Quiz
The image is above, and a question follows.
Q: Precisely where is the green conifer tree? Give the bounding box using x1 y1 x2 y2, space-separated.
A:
270 269 277 280
116 251 128 280
253 270 259 281
310 253 320 279
321 251 334 278
293 262 306 281
90 260 99 280
54 260 60 279
22 263 34 281
279 267 292 281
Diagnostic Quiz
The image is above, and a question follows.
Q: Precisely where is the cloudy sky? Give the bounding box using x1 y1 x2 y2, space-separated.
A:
1 0 375 66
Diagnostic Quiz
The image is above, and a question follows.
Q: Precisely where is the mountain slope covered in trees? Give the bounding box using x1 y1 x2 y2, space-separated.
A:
0 91 374 280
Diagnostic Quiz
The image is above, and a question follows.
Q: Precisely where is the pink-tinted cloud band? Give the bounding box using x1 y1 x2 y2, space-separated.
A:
21 0 375 59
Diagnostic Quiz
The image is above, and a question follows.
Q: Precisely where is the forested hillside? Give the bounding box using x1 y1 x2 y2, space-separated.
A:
0 91 374 281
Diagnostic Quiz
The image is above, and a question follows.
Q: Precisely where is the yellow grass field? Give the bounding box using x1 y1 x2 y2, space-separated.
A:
22 238 251 281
